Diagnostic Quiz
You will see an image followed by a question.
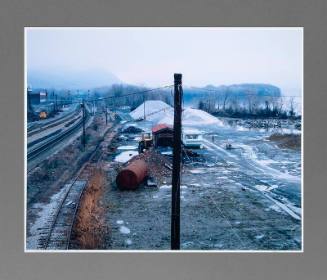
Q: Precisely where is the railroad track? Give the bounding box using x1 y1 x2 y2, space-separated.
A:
31 124 118 250
27 107 81 137
27 113 88 163
39 179 87 250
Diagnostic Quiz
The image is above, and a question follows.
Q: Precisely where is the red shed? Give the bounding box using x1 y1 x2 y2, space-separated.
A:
152 123 174 148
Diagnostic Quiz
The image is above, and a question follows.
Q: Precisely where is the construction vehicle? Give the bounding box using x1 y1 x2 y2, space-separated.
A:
138 131 153 153
39 111 48 119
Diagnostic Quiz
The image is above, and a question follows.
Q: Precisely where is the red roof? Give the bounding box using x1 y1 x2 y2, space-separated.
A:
152 123 173 134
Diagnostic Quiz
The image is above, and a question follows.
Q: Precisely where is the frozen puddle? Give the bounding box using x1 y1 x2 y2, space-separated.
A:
115 151 138 163
119 226 131 234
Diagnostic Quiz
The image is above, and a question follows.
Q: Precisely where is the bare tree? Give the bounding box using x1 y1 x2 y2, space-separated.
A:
222 88 230 111
289 97 295 118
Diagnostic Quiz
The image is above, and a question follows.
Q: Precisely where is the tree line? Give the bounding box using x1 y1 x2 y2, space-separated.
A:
198 91 299 119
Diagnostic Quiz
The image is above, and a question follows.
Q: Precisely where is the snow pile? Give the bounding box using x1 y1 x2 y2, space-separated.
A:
182 108 223 126
130 100 173 121
130 100 223 126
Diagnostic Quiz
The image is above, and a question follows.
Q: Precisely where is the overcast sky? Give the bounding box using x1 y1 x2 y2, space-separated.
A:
26 28 302 94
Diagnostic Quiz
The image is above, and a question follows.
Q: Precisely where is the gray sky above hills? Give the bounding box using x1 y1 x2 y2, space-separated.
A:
26 28 302 95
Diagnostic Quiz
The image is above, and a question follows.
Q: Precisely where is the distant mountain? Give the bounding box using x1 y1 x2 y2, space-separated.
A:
183 83 281 106
27 68 121 90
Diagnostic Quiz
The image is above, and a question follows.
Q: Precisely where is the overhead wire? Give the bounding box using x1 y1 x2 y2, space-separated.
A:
43 84 174 105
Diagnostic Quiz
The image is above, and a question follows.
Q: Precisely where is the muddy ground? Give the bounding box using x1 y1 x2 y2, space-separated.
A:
26 113 301 250
99 120 301 250
268 133 301 150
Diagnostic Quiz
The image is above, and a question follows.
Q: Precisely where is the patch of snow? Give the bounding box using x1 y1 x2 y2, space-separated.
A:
264 194 301 220
214 243 224 249
65 200 73 206
114 151 138 163
236 126 248 131
255 234 265 240
117 145 138 150
239 144 300 183
125 239 133 245
269 204 283 213
267 185 279 191
116 220 124 225
255 185 269 192
182 241 194 248
285 203 302 215
189 169 206 174
26 185 69 249
119 226 131 234
160 185 172 189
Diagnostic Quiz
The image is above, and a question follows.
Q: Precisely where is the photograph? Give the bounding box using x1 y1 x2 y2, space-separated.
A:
25 27 303 251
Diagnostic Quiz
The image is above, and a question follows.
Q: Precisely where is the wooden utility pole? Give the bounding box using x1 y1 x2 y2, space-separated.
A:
171 73 183 250
105 106 108 125
55 94 58 113
81 100 86 148
143 95 146 120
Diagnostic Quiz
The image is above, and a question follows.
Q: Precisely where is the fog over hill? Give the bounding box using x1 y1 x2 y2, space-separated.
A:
27 68 121 90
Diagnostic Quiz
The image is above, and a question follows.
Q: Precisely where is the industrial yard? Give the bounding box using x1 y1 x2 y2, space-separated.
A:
26 99 302 251
25 27 302 251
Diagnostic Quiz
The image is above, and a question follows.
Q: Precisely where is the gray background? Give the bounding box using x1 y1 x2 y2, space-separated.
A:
0 0 326 279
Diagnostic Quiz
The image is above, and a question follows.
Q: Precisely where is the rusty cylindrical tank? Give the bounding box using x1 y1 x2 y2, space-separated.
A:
116 159 147 190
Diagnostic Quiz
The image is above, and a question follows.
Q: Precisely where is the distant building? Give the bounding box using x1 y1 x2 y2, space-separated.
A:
27 89 48 105
152 124 174 148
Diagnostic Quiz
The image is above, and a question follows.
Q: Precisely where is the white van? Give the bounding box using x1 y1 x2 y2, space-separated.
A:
182 128 203 149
